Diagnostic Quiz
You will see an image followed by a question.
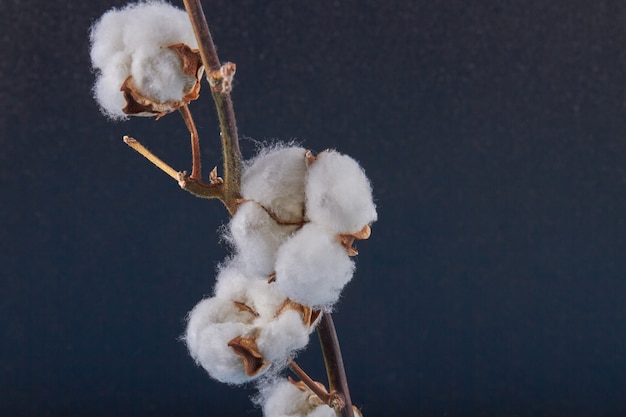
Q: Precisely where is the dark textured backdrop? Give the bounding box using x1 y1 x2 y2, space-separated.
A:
1 1 625 416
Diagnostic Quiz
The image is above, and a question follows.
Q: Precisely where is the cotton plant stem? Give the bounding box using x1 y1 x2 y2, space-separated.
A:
182 0 241 215
317 313 355 417
289 360 331 404
178 103 202 181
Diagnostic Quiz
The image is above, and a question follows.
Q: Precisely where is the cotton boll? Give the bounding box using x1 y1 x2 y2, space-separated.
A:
185 297 260 384
92 58 131 119
228 201 299 276
119 1 197 55
257 310 310 365
130 47 197 104
262 379 312 417
275 223 355 309
241 146 308 223
214 261 287 318
307 406 336 417
306 150 377 234
89 1 199 118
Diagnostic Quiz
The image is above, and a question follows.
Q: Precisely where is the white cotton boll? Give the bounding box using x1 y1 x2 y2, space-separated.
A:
307 406 336 417
93 59 131 119
228 201 299 276
130 47 197 104
257 310 310 365
262 379 312 417
185 297 259 384
89 1 198 118
241 146 308 223
306 150 377 234
275 223 355 308
214 261 287 318
119 1 197 55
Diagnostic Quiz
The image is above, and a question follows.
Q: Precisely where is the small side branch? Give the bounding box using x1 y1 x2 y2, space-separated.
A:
178 103 202 181
124 136 179 181
182 0 242 215
289 361 331 404
123 136 224 201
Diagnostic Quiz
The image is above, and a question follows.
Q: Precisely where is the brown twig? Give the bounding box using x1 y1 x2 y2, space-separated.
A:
182 0 241 215
289 360 331 404
317 313 355 417
178 103 202 181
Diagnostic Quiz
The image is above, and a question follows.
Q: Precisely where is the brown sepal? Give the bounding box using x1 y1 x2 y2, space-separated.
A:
232 301 259 318
339 224 372 256
276 299 322 328
120 43 203 118
227 335 269 377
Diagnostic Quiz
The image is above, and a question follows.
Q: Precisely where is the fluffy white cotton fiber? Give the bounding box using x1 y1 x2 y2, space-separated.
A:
241 146 308 223
257 309 310 364
261 378 336 417
274 223 355 308
214 262 287 319
185 297 260 384
305 150 377 234
90 1 198 119
228 201 299 277
262 379 312 417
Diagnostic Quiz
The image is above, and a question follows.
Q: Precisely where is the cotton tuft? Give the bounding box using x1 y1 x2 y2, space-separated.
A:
257 309 310 364
261 378 336 417
261 379 313 417
274 223 355 309
306 150 377 234
241 146 308 223
90 1 198 119
228 201 298 277
185 296 261 384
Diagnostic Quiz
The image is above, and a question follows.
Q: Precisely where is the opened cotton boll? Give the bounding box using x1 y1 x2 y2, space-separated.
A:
305 150 377 234
261 378 315 417
214 261 288 319
256 309 310 365
261 378 337 417
185 297 264 384
89 1 201 119
241 146 308 223
274 223 355 309
228 201 299 277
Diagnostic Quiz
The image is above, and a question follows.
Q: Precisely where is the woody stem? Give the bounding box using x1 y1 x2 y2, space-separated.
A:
317 312 355 417
182 0 241 215
178 103 202 181
289 360 331 404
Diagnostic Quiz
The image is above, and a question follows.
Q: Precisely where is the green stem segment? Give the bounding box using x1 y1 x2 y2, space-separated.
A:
318 313 355 417
182 0 241 214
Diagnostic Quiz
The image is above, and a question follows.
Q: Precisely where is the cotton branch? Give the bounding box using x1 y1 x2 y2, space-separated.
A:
182 0 241 215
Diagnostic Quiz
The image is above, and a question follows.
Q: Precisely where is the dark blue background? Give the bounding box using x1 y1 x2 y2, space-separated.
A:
1 1 625 416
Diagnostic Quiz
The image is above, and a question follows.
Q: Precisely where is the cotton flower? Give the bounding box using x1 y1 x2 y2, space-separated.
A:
274 223 355 309
305 150 377 234
90 1 202 119
241 146 309 223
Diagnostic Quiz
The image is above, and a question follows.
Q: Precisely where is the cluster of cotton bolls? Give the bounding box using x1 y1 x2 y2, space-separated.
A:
185 145 376 414
90 1 202 119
